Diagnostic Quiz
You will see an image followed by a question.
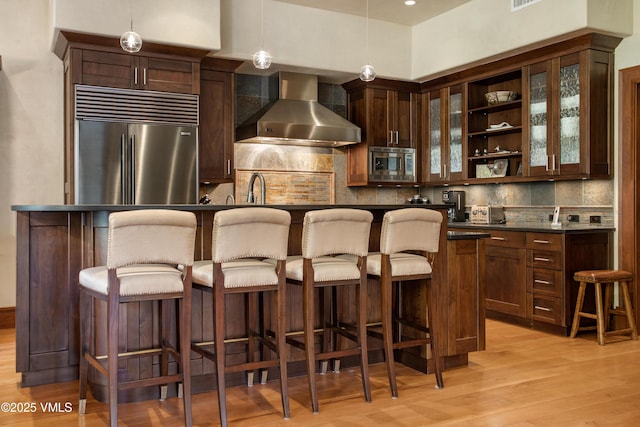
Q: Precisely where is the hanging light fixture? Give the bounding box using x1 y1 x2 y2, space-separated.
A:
359 0 376 82
253 0 272 69
120 0 142 53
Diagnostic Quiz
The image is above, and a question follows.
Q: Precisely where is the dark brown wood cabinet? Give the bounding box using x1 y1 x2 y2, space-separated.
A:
450 226 612 335
422 85 465 183
55 31 204 95
198 58 241 184
342 78 420 186
484 230 528 320
421 31 621 185
77 48 200 94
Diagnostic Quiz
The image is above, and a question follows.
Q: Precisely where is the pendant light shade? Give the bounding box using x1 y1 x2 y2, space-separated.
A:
253 0 272 70
360 0 375 82
359 64 376 82
253 49 272 69
121 0 142 53
120 30 142 53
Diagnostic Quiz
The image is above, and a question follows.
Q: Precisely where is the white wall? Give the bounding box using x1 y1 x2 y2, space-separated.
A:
51 0 221 51
218 0 413 80
0 0 64 308
411 0 632 81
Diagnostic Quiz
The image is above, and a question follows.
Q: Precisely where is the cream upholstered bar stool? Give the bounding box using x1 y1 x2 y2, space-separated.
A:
283 208 373 414
366 208 444 398
78 209 197 427
190 207 291 427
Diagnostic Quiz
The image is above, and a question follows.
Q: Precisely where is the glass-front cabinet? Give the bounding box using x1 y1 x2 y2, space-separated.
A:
424 85 464 183
527 50 612 178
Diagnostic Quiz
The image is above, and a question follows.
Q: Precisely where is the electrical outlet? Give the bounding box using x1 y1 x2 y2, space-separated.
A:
567 214 580 223
548 214 554 221
590 215 602 224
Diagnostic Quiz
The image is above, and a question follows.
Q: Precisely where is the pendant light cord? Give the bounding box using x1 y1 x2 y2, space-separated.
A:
260 0 265 50
129 0 134 31
366 0 370 64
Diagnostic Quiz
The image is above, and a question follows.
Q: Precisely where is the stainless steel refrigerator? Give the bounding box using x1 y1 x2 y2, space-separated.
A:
74 120 198 204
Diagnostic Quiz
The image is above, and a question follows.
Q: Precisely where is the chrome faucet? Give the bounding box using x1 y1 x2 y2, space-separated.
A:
225 194 235 205
246 172 266 205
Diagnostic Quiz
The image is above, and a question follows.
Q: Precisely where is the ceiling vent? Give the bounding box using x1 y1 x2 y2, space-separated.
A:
511 0 542 12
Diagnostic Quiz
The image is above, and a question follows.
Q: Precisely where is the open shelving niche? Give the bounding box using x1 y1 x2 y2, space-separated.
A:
467 69 524 180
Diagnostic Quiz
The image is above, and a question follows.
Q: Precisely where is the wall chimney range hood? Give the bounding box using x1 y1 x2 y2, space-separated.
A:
235 72 361 147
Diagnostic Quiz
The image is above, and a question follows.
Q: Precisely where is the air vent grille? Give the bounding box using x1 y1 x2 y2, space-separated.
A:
511 0 542 11
75 85 198 125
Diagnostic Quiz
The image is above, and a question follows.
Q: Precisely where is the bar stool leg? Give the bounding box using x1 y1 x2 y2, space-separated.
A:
107 293 119 427
620 280 639 340
426 278 444 389
570 282 587 338
381 261 398 398
213 273 228 427
303 261 319 414
604 283 613 332
275 271 291 419
357 270 371 402
78 291 91 415
595 282 605 346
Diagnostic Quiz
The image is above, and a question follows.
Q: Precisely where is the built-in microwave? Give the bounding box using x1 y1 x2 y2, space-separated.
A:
368 146 416 182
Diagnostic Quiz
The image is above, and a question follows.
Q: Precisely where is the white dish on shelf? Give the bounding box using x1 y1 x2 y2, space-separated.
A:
486 122 513 131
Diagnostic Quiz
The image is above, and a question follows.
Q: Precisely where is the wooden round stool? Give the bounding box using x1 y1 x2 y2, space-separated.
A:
570 270 638 345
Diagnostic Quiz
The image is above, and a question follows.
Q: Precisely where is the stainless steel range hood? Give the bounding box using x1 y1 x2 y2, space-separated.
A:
235 72 361 147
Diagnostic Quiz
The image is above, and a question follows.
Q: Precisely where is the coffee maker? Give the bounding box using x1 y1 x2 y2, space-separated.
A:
442 190 466 222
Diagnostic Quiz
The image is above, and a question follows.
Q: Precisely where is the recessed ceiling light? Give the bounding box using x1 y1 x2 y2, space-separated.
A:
405 0 416 5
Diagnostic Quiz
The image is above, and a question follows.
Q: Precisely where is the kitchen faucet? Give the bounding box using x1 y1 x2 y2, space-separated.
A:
246 172 266 205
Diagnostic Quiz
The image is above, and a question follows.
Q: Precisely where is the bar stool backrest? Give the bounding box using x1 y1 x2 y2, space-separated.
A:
107 209 196 268
380 208 442 255
302 208 373 259
212 207 291 263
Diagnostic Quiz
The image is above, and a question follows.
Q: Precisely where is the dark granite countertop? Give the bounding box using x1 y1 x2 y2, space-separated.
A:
11 203 451 212
447 221 614 233
447 230 491 240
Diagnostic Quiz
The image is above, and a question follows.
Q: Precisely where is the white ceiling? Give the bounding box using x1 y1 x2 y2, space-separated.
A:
276 0 471 26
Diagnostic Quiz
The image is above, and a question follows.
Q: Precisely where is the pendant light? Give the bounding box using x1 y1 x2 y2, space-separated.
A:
120 0 142 53
359 0 376 82
253 0 272 69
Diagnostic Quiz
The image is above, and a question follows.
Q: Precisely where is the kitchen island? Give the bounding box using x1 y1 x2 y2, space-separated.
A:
12 204 487 403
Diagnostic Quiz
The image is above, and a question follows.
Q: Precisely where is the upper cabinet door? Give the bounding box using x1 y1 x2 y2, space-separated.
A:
393 90 417 148
425 85 464 183
77 48 199 95
527 51 611 179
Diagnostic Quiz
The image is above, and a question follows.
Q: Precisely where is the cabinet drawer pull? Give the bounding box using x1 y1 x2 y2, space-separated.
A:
533 239 550 244
534 257 550 262
534 279 551 285
491 236 505 241
534 305 552 312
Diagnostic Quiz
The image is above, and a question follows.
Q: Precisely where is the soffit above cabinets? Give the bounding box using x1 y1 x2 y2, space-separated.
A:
275 0 471 26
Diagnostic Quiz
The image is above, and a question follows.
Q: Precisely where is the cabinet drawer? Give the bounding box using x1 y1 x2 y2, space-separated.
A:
528 268 563 296
532 294 563 325
485 230 525 248
528 249 562 269
526 232 563 251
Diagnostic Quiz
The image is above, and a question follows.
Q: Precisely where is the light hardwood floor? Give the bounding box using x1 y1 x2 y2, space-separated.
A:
1 319 639 426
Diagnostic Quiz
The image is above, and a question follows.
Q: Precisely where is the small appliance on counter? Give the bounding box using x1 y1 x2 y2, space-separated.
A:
470 205 505 224
407 193 429 204
442 190 466 222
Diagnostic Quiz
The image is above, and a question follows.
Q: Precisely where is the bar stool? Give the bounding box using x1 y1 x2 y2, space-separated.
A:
366 208 444 398
570 270 638 345
78 209 197 427
284 208 373 414
191 207 291 427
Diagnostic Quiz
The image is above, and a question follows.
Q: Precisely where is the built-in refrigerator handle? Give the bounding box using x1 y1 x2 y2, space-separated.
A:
130 134 136 204
120 134 127 204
